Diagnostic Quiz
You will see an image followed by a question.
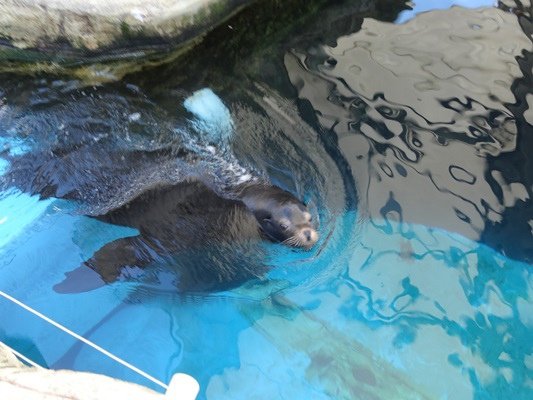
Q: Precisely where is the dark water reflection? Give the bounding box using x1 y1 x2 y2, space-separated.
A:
0 0 532 399
275 3 532 399
288 5 531 255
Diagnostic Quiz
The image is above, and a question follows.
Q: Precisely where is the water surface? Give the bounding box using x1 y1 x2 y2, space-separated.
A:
0 0 532 399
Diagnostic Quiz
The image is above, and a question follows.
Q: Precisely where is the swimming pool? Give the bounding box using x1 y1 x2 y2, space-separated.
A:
1 0 532 399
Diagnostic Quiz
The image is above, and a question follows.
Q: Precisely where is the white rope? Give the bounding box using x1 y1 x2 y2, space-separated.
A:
1 342 44 369
0 290 168 390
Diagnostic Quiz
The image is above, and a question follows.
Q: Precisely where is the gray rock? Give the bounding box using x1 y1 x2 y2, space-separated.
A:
0 0 255 78
0 343 25 369
0 343 199 399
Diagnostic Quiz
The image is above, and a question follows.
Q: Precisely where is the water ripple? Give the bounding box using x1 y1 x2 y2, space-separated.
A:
287 6 532 251
281 4 533 399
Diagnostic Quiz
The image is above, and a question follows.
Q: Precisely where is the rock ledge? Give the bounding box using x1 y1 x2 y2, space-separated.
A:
0 0 254 78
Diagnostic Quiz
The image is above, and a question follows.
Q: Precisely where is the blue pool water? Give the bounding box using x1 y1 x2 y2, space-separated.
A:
1 1 532 399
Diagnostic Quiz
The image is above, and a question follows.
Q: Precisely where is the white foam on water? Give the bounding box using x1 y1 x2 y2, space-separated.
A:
183 88 234 145
182 88 256 186
183 88 233 131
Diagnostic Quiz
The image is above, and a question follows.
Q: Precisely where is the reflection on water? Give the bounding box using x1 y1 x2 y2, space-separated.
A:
279 3 533 399
0 1 532 399
288 5 532 260
395 0 496 23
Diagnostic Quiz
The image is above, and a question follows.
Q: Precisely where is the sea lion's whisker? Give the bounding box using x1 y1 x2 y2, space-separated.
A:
282 236 296 246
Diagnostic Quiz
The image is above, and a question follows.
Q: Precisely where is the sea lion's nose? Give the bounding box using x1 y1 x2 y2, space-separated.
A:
303 229 312 241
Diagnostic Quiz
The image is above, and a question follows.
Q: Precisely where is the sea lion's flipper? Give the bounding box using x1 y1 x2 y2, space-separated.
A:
84 236 153 283
53 236 153 293
53 265 106 294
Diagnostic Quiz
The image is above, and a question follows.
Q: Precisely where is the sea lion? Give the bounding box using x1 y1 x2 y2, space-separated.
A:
54 180 318 293
235 182 318 249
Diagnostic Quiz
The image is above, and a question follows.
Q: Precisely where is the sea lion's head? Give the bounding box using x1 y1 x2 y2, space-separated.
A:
260 201 319 249
238 183 319 249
